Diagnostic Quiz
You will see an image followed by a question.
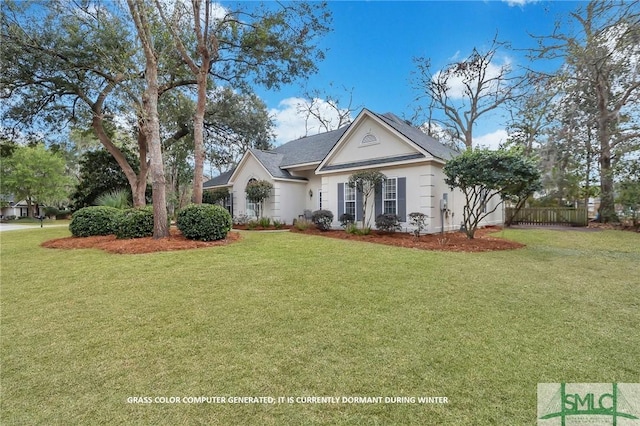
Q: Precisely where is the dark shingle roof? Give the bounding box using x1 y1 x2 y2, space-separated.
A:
249 149 306 181
273 126 349 167
203 169 235 188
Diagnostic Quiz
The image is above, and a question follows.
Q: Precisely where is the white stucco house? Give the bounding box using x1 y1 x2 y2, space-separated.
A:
0 197 46 218
203 109 503 233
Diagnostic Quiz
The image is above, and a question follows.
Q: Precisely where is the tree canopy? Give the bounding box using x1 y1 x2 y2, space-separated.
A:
0 145 71 216
444 149 541 238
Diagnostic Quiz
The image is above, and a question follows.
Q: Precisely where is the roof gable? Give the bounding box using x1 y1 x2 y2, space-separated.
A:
317 109 458 173
372 112 458 161
317 111 427 173
202 108 458 187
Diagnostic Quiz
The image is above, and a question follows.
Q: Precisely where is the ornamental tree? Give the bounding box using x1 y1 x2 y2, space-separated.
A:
443 148 541 239
347 170 386 229
245 180 273 218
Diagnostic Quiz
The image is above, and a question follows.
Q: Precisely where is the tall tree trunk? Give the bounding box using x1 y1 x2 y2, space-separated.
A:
596 92 618 223
143 66 169 238
192 70 207 204
128 0 169 238
598 142 617 223
154 0 215 204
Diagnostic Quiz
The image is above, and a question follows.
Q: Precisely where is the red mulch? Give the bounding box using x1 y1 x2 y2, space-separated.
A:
291 226 524 252
41 228 241 254
41 226 522 254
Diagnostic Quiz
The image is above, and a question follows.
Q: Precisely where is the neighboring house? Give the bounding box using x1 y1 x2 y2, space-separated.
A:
203 109 504 233
0 197 45 218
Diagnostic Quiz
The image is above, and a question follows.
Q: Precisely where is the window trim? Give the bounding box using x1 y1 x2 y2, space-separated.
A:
344 182 356 217
382 177 398 215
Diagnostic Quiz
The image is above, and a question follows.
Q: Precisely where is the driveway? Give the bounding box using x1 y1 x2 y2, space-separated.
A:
0 223 68 232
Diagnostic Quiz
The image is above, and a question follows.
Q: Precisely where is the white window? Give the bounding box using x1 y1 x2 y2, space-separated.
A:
246 178 259 217
344 184 356 217
383 178 397 215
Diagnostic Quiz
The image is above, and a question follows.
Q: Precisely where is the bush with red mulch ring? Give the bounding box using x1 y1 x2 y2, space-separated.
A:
41 228 241 254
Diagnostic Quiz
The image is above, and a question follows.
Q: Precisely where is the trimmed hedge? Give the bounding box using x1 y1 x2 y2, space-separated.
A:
115 207 154 239
311 209 334 231
375 213 401 233
69 206 121 237
177 204 232 241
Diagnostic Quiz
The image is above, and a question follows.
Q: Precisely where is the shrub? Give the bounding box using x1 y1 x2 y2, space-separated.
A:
346 223 371 235
408 212 428 237
247 220 258 230
95 189 131 209
44 206 59 218
177 204 232 241
70 206 121 237
311 209 334 231
114 207 154 239
294 218 313 231
272 219 284 229
55 210 72 220
258 216 271 228
375 213 401 233
339 213 354 228
233 214 249 226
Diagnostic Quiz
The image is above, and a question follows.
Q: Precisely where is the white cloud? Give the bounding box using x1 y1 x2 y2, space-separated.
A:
502 0 538 7
473 129 509 150
269 97 353 145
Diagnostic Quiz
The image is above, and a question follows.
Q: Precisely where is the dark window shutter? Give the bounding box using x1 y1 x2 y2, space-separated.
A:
337 183 344 218
356 187 363 221
398 177 406 221
375 181 382 218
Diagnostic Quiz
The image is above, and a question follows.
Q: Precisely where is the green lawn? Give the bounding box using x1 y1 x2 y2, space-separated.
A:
1 227 638 425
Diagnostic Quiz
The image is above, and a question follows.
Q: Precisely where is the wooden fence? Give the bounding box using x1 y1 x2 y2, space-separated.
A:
505 207 588 227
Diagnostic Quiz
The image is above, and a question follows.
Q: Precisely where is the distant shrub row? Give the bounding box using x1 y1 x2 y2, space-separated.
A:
70 204 232 241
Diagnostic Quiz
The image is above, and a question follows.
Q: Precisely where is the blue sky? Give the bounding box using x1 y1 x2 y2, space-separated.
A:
252 0 584 146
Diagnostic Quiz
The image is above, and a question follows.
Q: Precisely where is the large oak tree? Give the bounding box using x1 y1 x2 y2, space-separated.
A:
531 0 640 222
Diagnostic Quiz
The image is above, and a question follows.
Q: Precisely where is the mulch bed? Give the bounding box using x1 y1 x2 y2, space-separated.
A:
41 225 522 254
291 226 524 252
41 228 242 254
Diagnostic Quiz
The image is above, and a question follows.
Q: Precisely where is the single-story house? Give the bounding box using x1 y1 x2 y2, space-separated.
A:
203 108 503 233
0 196 46 218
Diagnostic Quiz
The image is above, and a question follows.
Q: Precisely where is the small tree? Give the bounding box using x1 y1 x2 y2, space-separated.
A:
245 180 273 218
0 145 70 217
408 212 428 237
348 170 386 229
444 149 541 239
